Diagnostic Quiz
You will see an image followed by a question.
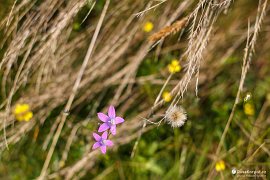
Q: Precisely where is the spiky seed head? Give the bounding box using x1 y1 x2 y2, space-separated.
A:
165 106 187 128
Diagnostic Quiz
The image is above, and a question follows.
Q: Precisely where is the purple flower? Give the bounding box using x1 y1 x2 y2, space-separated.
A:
97 105 124 135
92 131 113 154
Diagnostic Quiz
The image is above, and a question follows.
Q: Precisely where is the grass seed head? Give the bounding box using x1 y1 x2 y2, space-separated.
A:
165 106 187 128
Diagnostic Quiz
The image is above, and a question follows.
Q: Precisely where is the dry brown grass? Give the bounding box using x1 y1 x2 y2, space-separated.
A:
0 0 269 179
149 17 188 42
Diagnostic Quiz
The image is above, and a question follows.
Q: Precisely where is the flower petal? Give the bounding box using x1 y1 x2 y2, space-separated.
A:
100 145 107 154
24 112 33 121
115 117 124 124
108 105 115 118
98 123 110 132
101 131 108 140
93 133 101 141
92 142 101 149
110 125 116 135
97 113 109 122
104 140 113 147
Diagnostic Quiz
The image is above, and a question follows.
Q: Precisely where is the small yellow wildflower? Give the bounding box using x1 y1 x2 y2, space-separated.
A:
13 104 33 122
215 160 226 172
143 21 154 32
168 59 181 74
162 91 172 102
244 103 255 116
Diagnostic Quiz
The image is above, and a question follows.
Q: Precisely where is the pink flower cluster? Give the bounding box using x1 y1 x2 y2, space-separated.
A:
92 106 124 154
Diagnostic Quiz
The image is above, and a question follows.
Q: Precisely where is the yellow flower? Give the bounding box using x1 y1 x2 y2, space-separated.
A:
244 103 255 116
143 21 154 32
168 59 181 74
13 104 33 122
162 91 172 102
215 160 225 172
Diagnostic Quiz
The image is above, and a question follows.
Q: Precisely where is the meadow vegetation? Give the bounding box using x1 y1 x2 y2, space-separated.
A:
0 0 269 179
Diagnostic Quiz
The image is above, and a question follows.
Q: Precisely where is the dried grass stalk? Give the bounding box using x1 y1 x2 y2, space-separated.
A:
148 16 188 42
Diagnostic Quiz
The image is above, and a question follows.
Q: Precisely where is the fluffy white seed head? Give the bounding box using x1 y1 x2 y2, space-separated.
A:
165 106 187 128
